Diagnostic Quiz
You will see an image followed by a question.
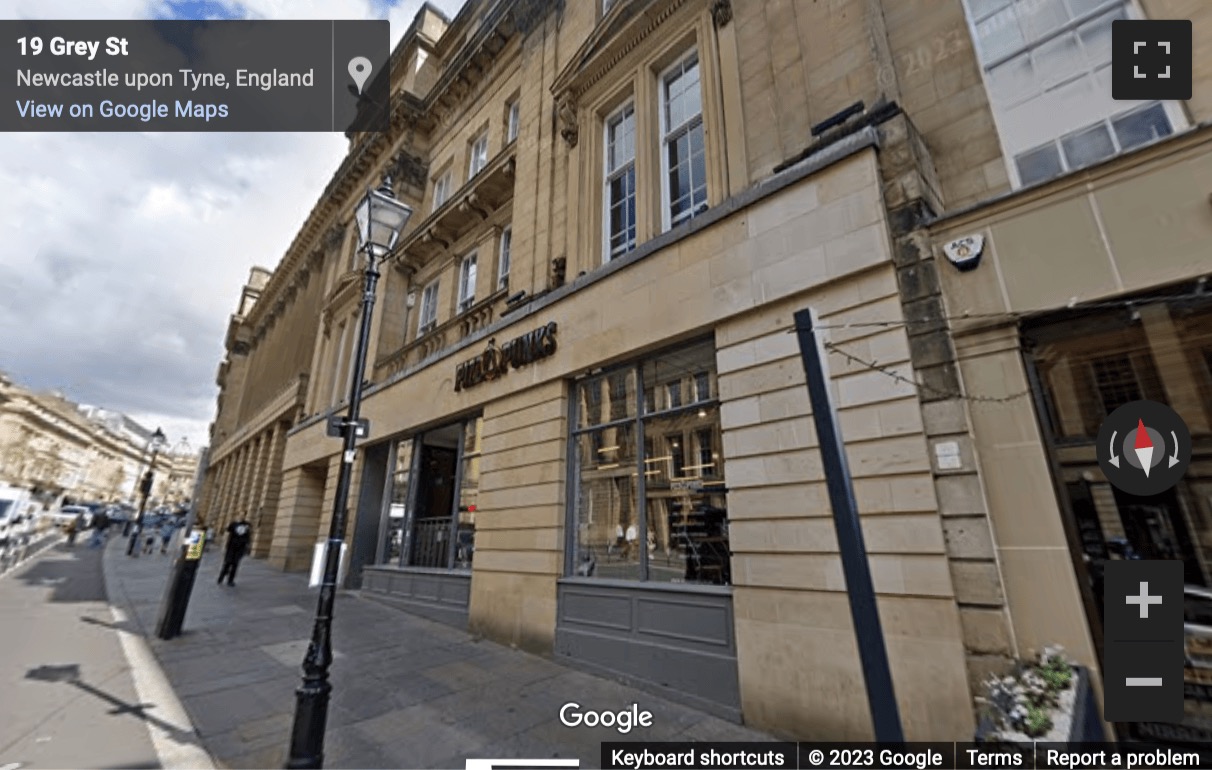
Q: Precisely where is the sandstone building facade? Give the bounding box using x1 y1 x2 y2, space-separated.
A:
198 0 1212 741
0 373 196 507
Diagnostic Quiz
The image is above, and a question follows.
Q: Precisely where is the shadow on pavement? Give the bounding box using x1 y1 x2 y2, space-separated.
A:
24 664 198 749
79 614 140 634
15 548 106 603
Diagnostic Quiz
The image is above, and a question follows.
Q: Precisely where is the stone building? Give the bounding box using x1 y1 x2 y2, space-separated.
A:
0 373 189 506
196 261 319 555
199 0 1212 742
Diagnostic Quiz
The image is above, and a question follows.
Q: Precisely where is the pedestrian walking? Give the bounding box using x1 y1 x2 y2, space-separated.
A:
65 515 81 547
159 518 176 554
217 518 252 586
89 510 111 549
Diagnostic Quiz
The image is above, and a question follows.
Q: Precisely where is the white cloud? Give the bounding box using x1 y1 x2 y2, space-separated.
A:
0 0 467 450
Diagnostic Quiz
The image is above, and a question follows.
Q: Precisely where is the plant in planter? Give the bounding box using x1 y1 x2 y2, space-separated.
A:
976 646 1079 742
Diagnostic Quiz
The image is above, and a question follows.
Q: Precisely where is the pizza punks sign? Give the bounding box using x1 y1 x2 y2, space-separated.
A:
454 322 558 391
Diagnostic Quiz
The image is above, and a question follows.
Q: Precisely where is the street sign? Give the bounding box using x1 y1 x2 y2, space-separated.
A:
326 415 370 439
185 528 205 560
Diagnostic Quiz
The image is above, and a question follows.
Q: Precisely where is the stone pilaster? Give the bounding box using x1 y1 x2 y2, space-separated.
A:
875 110 1016 692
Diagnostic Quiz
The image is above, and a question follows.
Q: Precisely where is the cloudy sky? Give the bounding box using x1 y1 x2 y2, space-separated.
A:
0 0 466 453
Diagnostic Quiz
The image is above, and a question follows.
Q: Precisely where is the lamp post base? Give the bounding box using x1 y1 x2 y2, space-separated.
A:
285 678 332 769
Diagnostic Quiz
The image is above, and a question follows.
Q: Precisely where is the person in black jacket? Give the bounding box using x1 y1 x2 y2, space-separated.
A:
217 519 252 586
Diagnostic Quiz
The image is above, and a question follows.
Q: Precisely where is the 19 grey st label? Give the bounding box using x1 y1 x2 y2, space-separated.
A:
2 20 389 132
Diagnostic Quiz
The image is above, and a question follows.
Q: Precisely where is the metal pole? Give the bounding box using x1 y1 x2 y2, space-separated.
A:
286 252 380 769
793 307 905 742
127 446 159 557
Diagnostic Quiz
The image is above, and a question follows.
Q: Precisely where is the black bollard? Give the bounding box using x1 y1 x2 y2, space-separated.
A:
155 528 205 640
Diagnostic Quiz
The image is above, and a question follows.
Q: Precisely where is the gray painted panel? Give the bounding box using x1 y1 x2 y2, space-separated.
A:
635 597 732 648
559 589 633 631
555 581 740 718
361 566 471 629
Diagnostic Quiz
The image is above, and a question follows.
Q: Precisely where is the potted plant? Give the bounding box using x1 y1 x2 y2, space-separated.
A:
975 646 1106 743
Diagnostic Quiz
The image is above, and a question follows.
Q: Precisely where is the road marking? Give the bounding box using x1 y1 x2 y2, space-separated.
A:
108 603 216 769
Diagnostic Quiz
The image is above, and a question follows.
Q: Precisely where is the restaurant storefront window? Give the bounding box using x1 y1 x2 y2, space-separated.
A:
381 438 414 565
1024 281 1212 743
378 415 481 570
570 338 728 584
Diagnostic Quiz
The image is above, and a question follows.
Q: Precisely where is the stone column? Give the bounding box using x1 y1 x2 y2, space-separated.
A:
875 112 1018 692
269 462 327 572
252 422 288 558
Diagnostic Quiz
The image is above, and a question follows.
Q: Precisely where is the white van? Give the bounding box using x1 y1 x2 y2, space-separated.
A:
0 485 34 545
49 504 92 529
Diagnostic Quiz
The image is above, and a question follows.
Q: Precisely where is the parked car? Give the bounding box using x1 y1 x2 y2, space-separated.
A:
48 505 93 530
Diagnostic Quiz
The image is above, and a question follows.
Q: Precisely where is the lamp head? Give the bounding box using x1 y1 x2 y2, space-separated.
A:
354 175 413 262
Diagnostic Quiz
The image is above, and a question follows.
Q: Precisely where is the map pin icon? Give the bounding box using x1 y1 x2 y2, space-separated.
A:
348 56 372 95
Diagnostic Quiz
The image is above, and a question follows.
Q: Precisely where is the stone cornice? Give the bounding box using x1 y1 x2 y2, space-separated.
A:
239 1 536 339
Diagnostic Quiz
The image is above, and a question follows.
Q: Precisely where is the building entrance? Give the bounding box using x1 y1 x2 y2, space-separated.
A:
412 438 458 568
361 415 482 627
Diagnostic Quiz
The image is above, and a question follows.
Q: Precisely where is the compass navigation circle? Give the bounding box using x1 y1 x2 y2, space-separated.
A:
1097 400 1190 497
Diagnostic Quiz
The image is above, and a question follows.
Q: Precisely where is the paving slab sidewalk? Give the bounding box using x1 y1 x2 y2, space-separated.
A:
103 546 772 769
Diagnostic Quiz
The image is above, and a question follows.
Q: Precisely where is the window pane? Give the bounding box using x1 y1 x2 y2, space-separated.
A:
455 417 481 569
643 405 729 585
1016 142 1064 185
969 0 1011 18
572 428 640 580
1077 7 1121 68
382 438 414 565
1033 33 1081 90
498 228 511 287
642 339 716 414
1112 103 1172 151
1061 122 1115 168
988 53 1036 105
1066 0 1114 17
689 123 707 214
976 6 1025 63
577 368 636 429
683 62 702 121
1017 0 1070 43
607 165 636 258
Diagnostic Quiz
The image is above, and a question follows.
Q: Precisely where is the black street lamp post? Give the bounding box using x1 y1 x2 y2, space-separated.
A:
127 427 167 557
287 176 412 769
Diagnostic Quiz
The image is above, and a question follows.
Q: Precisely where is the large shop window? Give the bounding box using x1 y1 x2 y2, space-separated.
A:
1024 285 1212 741
379 416 482 570
570 338 729 585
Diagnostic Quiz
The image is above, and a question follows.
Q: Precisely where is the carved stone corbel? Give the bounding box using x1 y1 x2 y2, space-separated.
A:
459 193 490 220
421 227 451 250
392 259 417 279
710 0 732 27
556 93 578 147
